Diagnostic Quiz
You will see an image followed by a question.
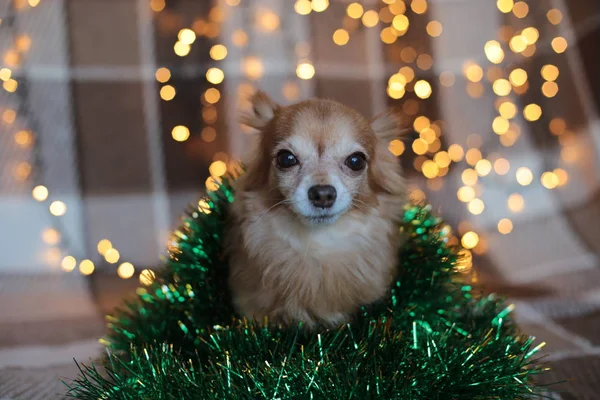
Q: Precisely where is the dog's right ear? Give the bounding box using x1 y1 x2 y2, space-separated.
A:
239 91 280 129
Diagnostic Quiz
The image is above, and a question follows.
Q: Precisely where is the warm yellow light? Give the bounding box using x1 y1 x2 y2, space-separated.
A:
380 27 397 44
464 62 483 82
494 158 510 175
61 256 77 272
257 9 281 31
492 79 511 96
140 269 156 286
28 0 41 6
155 67 171 83
232 30 248 47
448 144 464 162
465 148 482 166
3 79 18 92
492 116 510 135
388 0 406 14
205 176 221 191
3 50 19 67
411 0 428 14
551 37 568 53
429 138 441 153
475 159 492 176
0 68 11 81
523 104 542 122
498 102 517 120
2 109 16 124
117 262 135 279
49 201 67 216
422 160 439 179
547 9 563 25
439 71 455 87
457 186 475 203
400 47 417 63
468 198 485 215
541 171 559 189
160 85 176 101
178 28 196 45
42 228 61 245
31 186 48 203
201 127 217 143
243 56 264 80
209 161 227 177
97 239 112 255
294 0 312 15
296 62 315 80
209 44 228 60
203 88 221 104
416 54 433 71
312 0 329 12
461 168 478 186
362 10 379 27
173 41 191 57
206 67 224 84
171 125 190 142
16 35 31 52
509 68 527 87
387 86 405 100
516 167 533 186
542 81 559 98
412 138 428 155
509 35 527 53
79 259 95 276
391 14 409 31
414 80 432 99
461 231 480 249
434 151 451 168
389 139 405 156
522 27 539 44
399 66 415 83
333 29 350 46
413 116 430 133
426 21 443 37
508 193 524 212
512 1 528 18
150 0 165 12
484 40 505 64
553 168 568 186
346 3 364 18
541 64 559 81
420 128 436 144
202 106 218 124
466 82 484 99
104 248 120 264
549 118 566 135
498 218 513 234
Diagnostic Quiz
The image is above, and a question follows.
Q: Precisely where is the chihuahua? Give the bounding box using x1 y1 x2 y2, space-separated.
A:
226 91 405 329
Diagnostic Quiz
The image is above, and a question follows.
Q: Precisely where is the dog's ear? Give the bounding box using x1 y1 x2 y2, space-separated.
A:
239 90 280 129
370 110 404 141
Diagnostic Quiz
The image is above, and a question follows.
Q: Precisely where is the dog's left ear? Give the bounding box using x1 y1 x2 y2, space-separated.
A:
239 90 280 130
370 110 404 141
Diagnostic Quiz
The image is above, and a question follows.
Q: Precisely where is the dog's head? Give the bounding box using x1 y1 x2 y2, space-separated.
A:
239 91 404 226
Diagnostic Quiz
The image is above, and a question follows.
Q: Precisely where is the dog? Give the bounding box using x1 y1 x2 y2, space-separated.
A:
226 91 406 329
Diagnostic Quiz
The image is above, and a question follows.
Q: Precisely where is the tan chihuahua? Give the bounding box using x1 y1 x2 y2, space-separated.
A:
226 91 405 329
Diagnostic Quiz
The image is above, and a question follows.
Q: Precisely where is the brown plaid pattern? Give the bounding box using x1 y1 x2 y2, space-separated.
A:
1 0 600 398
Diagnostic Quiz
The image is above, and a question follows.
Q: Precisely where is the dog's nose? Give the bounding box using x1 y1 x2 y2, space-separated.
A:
308 185 337 209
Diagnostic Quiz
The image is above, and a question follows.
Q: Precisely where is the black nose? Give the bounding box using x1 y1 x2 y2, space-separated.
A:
308 185 337 209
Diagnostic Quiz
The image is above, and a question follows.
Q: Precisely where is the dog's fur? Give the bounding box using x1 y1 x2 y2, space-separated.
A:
226 91 406 329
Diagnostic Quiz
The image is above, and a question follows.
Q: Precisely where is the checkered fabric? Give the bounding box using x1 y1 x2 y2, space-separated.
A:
1 0 600 399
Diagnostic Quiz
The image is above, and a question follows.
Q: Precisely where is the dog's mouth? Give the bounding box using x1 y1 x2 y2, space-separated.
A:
306 214 338 224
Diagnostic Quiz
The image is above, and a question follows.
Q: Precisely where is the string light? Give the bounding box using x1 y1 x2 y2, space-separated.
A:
541 171 559 189
117 262 135 279
257 9 280 31
542 82 559 98
296 62 315 80
346 3 364 19
416 54 433 71
499 102 517 119
140 269 156 286
494 158 510 175
243 56 265 80
516 167 533 186
333 29 350 46
414 80 432 99
448 144 464 161
49 201 66 216
461 231 480 249
362 10 379 27
178 28 196 45
160 85 175 101
492 79 511 96
523 104 542 121
421 160 439 179
547 9 563 25
32 185 48 201
411 0 428 14
294 0 312 15
497 218 513 234
521 27 539 44
509 68 527 87
155 67 170 83
206 68 224 84
209 44 228 60
553 168 569 186
426 21 443 37
509 35 527 53
465 148 482 166
61 256 77 272
464 62 484 82
461 168 478 185
551 37 568 53
311 0 329 12
97 239 112 255
231 30 248 47
79 259 95 276
201 127 217 142
388 139 405 156
508 193 525 212
468 199 485 215
549 118 566 135
411 138 428 155
541 65 559 81
433 151 451 168
171 125 190 142
209 161 227 177
173 41 191 57
475 159 492 176
484 41 504 64
150 0 165 12
105 248 120 264
512 1 528 18
457 186 476 202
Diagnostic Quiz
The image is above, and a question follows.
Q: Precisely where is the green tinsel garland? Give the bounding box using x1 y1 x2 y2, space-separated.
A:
65 178 550 399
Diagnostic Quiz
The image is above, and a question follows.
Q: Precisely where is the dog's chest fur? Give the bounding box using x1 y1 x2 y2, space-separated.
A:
228 199 400 328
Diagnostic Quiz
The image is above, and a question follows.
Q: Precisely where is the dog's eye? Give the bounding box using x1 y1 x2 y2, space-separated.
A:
276 150 298 168
345 152 367 171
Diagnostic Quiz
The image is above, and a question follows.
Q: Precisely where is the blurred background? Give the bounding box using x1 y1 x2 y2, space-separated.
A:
0 0 599 398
